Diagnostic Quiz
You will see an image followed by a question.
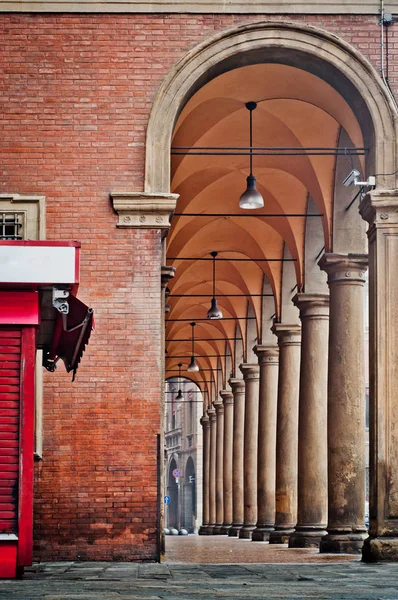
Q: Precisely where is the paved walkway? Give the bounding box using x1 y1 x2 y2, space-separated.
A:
1 536 398 599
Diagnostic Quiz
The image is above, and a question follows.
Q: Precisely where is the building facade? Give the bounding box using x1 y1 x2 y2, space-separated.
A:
0 0 398 572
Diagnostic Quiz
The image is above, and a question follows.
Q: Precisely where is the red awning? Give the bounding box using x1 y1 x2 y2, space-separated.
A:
44 295 94 380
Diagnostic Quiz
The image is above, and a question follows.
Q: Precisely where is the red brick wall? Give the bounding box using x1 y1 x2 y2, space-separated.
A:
0 13 396 561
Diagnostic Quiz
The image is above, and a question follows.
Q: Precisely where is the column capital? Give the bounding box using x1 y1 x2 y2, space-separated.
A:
254 345 279 365
292 293 329 320
271 323 301 346
161 265 176 289
229 378 245 394
111 191 178 230
318 253 368 284
200 414 210 428
359 188 398 227
207 407 216 422
239 363 260 381
213 399 224 415
220 389 233 406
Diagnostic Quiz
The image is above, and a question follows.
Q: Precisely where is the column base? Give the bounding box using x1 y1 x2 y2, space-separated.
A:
252 526 274 542
320 532 367 554
228 523 243 537
289 528 327 548
220 523 232 535
362 536 398 562
212 524 224 535
198 525 212 535
269 528 294 544
239 525 255 539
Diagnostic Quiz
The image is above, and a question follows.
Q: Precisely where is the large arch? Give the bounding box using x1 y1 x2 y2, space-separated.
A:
145 20 397 196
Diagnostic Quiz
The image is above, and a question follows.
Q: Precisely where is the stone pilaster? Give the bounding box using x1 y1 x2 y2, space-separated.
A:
220 390 234 535
213 399 224 534
360 190 398 561
252 345 279 542
289 294 329 548
239 364 260 539
198 414 210 535
228 378 245 537
208 408 217 534
318 252 368 554
269 325 301 544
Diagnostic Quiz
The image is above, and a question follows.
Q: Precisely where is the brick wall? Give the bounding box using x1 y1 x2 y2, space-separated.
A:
0 13 396 561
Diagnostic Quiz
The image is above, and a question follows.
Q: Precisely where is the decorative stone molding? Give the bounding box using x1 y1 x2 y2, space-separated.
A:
271 323 301 346
200 414 210 428
318 253 368 285
228 378 245 394
111 192 178 230
213 399 224 415
207 407 216 422
359 189 398 227
220 390 233 406
292 293 329 321
239 363 260 381
0 1 393 13
254 345 279 365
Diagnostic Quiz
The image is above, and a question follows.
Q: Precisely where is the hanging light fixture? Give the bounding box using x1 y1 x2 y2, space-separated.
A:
175 363 183 400
239 101 264 210
187 322 199 372
207 251 223 320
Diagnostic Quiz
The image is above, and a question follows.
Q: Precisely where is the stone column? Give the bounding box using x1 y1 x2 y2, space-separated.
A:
269 325 301 544
213 399 224 534
318 253 368 554
220 390 234 534
252 346 279 542
208 407 217 534
228 378 245 537
239 364 260 539
198 414 210 535
289 295 329 548
360 191 398 561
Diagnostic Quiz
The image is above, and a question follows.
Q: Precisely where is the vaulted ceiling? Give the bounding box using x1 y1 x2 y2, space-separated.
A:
165 63 364 401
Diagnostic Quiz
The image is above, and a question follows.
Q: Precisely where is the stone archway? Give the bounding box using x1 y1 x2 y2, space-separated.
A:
145 21 397 195
149 20 398 561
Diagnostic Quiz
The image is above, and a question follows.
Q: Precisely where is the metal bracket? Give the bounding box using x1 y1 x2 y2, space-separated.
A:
52 288 70 315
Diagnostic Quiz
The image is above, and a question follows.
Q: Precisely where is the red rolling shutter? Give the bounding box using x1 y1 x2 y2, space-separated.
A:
0 328 21 534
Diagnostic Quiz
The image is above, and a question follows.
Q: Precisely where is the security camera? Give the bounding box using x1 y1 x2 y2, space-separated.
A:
343 169 360 187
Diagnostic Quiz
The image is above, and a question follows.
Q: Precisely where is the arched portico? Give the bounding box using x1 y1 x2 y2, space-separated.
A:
147 20 398 561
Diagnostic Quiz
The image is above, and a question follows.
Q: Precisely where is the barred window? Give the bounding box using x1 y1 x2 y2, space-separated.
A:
0 212 24 240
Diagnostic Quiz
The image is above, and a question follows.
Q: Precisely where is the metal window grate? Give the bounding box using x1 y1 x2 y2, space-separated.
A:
0 213 23 240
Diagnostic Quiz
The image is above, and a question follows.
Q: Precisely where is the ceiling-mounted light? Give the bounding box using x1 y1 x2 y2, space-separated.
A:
187 322 199 372
207 251 223 320
239 101 264 210
176 363 183 400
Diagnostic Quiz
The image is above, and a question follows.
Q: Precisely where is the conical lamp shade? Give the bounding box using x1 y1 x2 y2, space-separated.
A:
239 174 264 209
187 356 199 372
176 389 183 400
207 297 223 320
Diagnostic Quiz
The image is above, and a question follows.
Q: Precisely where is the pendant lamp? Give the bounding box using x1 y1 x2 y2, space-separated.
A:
239 101 264 209
187 322 199 372
176 363 183 400
207 251 223 320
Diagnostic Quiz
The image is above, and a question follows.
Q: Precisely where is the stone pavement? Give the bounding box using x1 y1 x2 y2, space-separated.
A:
1 537 398 599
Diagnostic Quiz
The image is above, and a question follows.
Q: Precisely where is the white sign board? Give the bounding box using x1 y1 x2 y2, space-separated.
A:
0 245 77 284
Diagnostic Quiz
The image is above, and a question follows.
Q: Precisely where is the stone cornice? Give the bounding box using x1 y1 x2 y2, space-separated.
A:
111 191 178 229
0 1 393 13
